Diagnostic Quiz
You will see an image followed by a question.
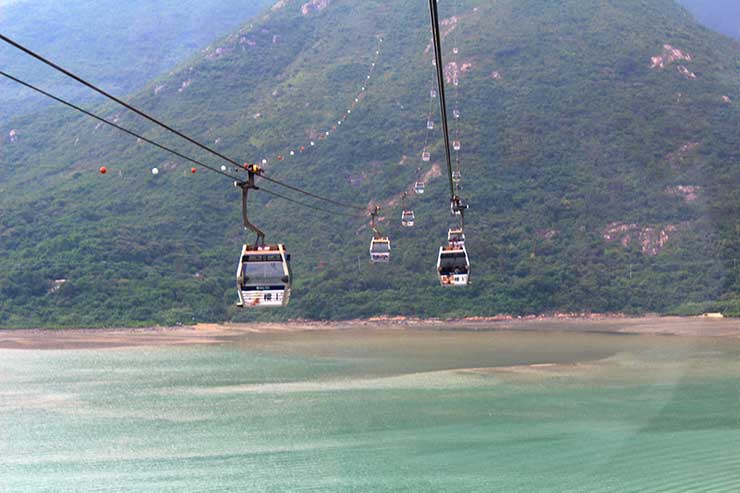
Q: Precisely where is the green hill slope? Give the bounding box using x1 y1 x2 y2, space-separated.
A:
1 0 738 327
0 0 274 118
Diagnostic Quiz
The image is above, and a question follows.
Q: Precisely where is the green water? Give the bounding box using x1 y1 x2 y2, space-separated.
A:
2 329 740 492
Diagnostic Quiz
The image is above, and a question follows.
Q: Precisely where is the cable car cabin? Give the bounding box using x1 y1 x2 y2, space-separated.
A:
236 244 292 308
452 170 462 183
451 201 462 216
414 181 425 194
370 237 391 263
402 210 415 227
422 151 431 162
437 245 470 287
447 228 465 247
453 140 461 151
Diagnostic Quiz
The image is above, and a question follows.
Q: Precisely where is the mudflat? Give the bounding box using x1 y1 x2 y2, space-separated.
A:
0 316 737 350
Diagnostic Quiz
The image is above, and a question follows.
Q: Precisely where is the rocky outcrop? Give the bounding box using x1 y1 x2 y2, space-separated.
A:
178 79 192 93
666 185 701 203
664 141 700 169
301 0 330 15
650 44 692 69
603 222 682 256
676 65 697 79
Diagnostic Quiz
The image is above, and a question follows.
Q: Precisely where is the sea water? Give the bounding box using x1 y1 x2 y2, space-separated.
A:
1 329 739 492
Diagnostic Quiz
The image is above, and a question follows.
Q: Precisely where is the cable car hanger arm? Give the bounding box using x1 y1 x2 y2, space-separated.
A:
237 166 266 247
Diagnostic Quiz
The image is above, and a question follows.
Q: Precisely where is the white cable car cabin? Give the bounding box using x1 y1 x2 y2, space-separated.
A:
402 210 415 227
236 244 292 308
422 150 431 162
452 170 462 183
453 140 461 151
447 228 465 247
414 181 425 194
370 237 391 263
437 245 470 287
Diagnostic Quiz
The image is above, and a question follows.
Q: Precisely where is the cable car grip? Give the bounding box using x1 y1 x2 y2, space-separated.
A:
236 164 265 248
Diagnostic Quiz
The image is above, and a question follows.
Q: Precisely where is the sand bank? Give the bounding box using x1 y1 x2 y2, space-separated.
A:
0 316 737 350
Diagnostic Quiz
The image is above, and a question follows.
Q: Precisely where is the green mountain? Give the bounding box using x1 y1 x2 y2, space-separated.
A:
1 0 739 327
0 0 274 118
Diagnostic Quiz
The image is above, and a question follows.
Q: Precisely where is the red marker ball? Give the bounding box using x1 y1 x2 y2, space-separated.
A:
99 166 107 174
191 167 197 174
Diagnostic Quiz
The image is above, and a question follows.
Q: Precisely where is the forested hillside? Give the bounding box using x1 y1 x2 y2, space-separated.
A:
0 0 274 118
1 0 738 327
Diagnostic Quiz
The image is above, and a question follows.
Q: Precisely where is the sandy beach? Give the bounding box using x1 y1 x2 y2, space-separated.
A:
0 315 738 350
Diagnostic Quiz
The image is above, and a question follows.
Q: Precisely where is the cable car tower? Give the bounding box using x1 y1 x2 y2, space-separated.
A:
428 0 470 286
235 164 293 307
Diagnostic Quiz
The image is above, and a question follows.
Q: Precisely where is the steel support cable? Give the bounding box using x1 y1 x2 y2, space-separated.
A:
0 70 362 219
0 70 240 181
451 0 463 189
427 0 456 201
258 174 366 211
0 33 367 212
259 187 364 218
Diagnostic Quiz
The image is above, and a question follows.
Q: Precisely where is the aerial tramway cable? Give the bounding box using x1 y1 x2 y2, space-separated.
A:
0 70 362 219
450 0 464 192
0 33 367 213
426 0 456 204
0 70 239 181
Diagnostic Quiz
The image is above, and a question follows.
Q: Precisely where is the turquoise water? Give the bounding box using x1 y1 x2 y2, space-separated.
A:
2 329 740 491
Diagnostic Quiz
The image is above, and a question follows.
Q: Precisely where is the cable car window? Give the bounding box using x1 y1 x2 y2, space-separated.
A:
243 261 285 280
439 252 468 272
372 242 390 253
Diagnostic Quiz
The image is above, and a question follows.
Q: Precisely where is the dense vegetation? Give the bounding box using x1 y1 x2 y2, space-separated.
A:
0 0 738 327
0 0 274 118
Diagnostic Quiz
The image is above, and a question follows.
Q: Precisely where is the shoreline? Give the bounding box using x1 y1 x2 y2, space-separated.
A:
1 315 739 350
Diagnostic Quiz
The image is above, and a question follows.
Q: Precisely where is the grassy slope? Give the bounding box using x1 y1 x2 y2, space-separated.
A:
0 0 738 327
